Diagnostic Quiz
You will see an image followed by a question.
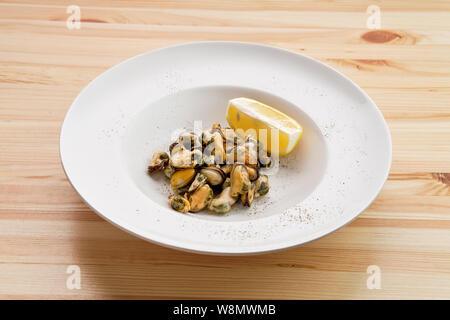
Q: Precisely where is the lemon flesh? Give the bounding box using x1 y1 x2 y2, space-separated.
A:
226 97 303 156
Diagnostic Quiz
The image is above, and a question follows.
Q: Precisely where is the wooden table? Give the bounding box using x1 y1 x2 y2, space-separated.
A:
1 0 449 299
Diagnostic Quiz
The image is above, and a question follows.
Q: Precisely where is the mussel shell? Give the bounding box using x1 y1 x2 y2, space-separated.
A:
221 164 233 175
200 166 225 186
222 177 231 190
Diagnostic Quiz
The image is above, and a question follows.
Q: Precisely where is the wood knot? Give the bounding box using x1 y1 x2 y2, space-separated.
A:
361 30 401 43
431 173 450 187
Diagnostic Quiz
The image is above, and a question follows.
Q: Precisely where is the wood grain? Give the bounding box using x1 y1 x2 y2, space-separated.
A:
0 1 449 299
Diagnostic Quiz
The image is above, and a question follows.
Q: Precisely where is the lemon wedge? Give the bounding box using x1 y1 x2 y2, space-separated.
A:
226 97 303 156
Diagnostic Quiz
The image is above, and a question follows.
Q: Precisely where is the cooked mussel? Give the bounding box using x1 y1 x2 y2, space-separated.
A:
201 129 216 145
189 184 213 212
163 165 175 179
241 182 256 206
179 132 201 151
169 195 190 213
170 168 196 190
225 146 237 164
200 166 225 186
234 145 246 164
230 164 251 197
188 173 207 193
212 132 225 164
246 166 259 181
244 143 259 167
203 154 215 166
169 142 184 156
191 149 204 167
254 175 269 197
170 145 195 169
148 152 169 173
258 152 272 168
212 122 221 130
209 187 237 214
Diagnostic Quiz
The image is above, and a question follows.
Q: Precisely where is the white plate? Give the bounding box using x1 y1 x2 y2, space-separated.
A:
60 42 391 255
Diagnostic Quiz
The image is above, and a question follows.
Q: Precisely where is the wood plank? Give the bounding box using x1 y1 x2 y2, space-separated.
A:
2 0 450 11
0 4 450 31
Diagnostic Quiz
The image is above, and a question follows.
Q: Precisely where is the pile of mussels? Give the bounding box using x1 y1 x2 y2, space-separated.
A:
148 123 271 214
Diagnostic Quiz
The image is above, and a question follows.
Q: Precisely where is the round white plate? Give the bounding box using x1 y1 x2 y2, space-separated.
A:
60 42 391 255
